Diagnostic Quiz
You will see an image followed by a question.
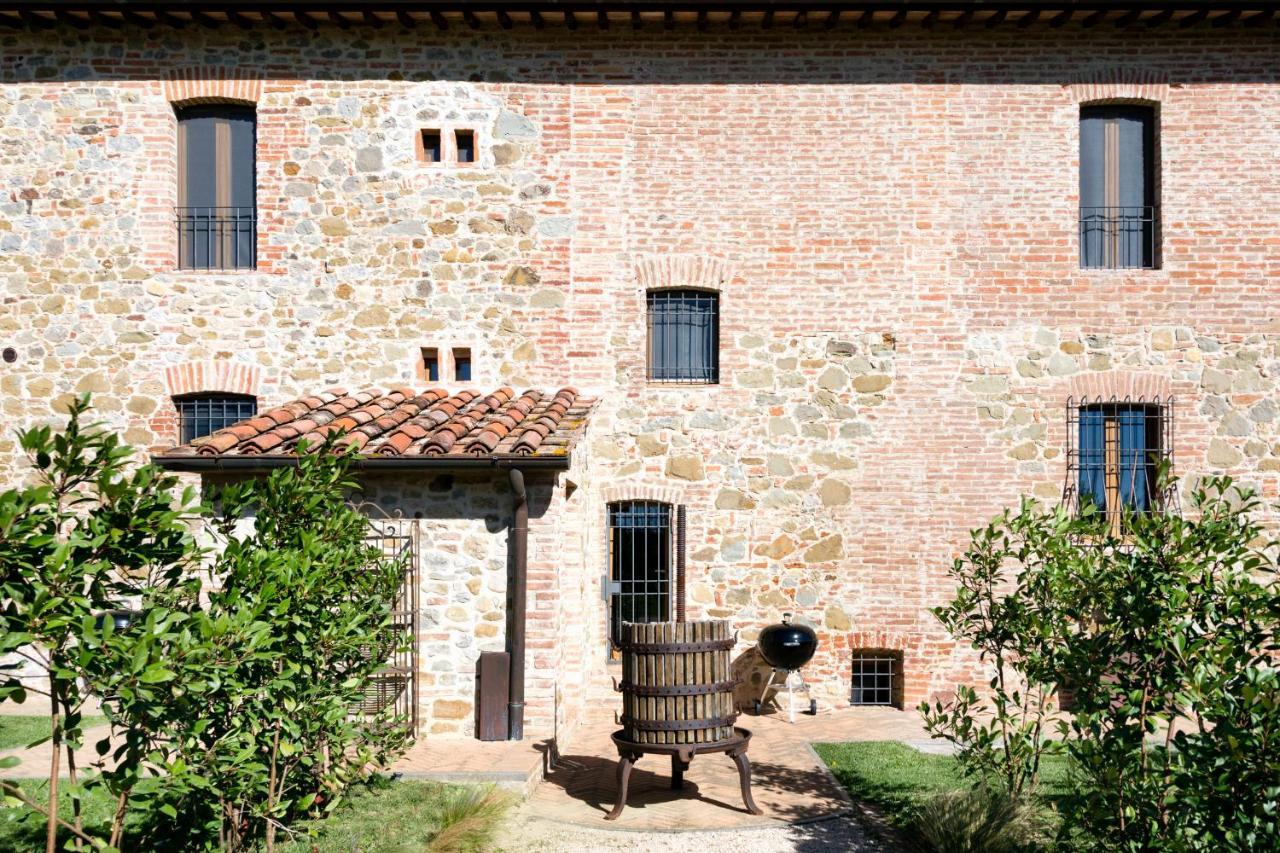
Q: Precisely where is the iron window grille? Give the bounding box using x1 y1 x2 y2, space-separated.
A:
851 652 900 708
1064 396 1176 534
606 501 687 656
1079 206 1159 270
646 289 719 384
176 393 258 444
177 207 257 271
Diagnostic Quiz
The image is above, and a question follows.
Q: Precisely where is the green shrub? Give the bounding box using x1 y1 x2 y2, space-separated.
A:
925 475 1280 851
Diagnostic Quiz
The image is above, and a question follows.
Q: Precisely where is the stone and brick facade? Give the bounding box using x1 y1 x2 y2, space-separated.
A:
3 7 1280 742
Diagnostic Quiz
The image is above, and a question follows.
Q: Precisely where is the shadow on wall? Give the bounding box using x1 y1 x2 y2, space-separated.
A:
4 28 1279 88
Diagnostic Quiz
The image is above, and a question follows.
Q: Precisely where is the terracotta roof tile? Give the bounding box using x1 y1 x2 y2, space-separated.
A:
165 385 594 463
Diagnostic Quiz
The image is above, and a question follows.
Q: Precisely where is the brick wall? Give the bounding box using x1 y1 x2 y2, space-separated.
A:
3 24 1279 735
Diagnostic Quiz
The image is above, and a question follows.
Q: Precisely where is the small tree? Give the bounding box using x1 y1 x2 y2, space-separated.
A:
921 499 1074 799
926 476 1280 851
0 396 202 851
117 440 411 851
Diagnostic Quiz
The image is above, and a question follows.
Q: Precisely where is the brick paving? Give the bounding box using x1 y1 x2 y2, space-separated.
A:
395 704 930 831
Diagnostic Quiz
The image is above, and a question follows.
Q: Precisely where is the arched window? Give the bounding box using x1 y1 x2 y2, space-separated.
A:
606 501 686 653
176 104 256 270
646 289 719 384
1079 104 1158 269
175 392 258 443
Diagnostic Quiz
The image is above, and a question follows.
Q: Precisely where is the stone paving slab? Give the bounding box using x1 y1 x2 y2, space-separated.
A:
514 705 930 832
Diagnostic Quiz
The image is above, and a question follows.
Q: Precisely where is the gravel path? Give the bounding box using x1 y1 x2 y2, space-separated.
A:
493 809 890 853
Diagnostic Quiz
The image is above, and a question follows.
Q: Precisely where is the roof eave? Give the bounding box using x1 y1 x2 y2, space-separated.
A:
152 452 573 473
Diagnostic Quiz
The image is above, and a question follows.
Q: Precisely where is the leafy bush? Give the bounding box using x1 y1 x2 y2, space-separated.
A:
0 395 202 849
1 400 412 851
924 475 1280 851
911 786 1049 853
921 499 1072 799
114 439 411 851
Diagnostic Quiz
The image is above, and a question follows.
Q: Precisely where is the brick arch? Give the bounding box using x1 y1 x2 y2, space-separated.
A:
599 481 689 507
1065 371 1174 402
1068 69 1170 105
845 630 916 653
164 361 262 399
164 67 263 106
634 253 734 295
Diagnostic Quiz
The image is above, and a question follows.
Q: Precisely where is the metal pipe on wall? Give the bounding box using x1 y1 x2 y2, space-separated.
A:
507 467 528 740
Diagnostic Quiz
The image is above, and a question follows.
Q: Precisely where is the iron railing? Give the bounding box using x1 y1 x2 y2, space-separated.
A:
1079 205 1158 270
355 511 420 737
646 289 719 384
850 652 899 707
177 206 257 270
176 394 257 444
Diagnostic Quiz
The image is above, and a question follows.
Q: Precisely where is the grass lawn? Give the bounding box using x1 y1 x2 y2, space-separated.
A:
0 715 107 751
0 777 509 852
813 741 1073 832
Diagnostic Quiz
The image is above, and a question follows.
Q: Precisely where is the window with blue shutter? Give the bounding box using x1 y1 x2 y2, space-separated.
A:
1070 399 1172 533
1079 105 1158 269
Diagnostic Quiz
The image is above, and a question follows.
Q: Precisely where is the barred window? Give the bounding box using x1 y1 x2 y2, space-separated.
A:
850 651 901 708
606 502 688 656
176 393 258 443
1066 397 1174 532
646 289 719 384
177 105 257 270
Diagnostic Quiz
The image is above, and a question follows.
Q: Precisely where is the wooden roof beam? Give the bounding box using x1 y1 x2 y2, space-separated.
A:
984 9 1008 28
362 10 384 28
920 9 939 28
226 10 254 29
1049 9 1073 27
293 10 319 29
599 10 611 29
887 8 906 28
462 9 481 28
1243 9 1275 26
1081 9 1108 27
1211 9 1242 26
1179 7 1211 26
327 10 351 28
564 9 578 29
56 10 92 28
1113 8 1142 27
1017 9 1040 27
429 10 448 29
631 9 641 28
952 9 974 27
792 9 808 28
823 9 839 28
1145 8 1175 27
856 9 874 28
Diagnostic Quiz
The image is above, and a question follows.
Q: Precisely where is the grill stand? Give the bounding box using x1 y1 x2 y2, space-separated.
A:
755 668 816 723
605 727 762 821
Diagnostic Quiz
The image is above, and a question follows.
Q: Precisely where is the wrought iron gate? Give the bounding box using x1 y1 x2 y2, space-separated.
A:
358 512 420 737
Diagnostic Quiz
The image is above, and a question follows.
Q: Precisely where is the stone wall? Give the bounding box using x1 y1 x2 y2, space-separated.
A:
3 24 1280 729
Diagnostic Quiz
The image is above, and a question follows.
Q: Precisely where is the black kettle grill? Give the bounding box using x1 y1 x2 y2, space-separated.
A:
754 613 819 721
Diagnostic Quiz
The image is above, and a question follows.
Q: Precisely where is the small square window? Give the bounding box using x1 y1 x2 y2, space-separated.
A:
453 347 472 382
454 130 475 164
419 129 442 164
850 651 902 708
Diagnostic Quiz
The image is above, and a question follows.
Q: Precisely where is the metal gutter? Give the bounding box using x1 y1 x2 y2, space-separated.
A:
151 453 571 473
505 467 528 741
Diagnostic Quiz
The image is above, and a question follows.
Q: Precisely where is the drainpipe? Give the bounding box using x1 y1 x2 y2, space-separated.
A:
507 467 528 741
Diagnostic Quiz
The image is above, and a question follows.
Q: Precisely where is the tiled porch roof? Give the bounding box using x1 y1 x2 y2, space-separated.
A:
158 386 593 467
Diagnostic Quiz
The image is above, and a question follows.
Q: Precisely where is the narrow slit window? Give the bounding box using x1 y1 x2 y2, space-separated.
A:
646 289 719 384
419 129 442 163
421 347 440 383
1079 105 1158 269
454 130 475 164
176 104 257 270
175 393 257 444
452 348 471 382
